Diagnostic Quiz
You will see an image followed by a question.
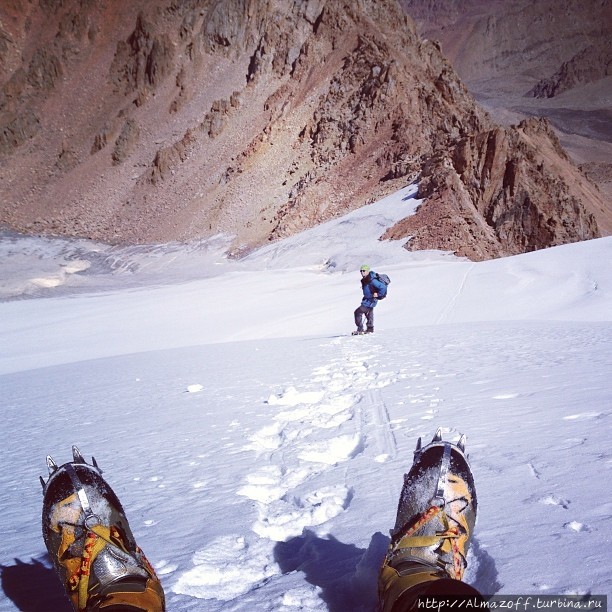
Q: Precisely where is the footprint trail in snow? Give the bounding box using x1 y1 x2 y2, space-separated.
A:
172 336 409 603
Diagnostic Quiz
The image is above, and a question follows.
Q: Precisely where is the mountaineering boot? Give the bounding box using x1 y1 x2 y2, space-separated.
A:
378 429 480 612
41 446 165 611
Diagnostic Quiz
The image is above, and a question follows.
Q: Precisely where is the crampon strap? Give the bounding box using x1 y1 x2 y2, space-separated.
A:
76 527 108 610
387 505 465 580
62 464 157 611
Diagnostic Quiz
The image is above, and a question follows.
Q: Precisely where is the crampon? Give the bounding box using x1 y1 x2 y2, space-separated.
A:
378 428 480 611
41 446 165 612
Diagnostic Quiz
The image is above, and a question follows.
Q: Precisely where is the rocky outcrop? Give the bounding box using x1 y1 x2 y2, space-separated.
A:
110 12 175 98
112 118 140 165
149 129 195 184
0 108 40 154
0 0 605 259
200 94 241 139
384 118 599 259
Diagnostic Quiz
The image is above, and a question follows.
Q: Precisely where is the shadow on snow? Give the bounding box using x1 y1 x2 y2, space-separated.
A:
274 530 388 611
1 555 72 611
274 531 500 610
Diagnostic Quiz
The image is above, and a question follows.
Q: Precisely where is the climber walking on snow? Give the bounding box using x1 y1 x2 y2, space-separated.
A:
353 264 387 335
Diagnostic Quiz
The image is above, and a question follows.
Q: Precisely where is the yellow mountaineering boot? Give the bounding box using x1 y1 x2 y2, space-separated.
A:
378 429 481 612
41 446 165 611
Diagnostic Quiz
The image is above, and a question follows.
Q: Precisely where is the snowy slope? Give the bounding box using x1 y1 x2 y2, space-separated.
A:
1 184 611 611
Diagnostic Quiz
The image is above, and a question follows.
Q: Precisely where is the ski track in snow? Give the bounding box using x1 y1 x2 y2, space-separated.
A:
436 262 475 324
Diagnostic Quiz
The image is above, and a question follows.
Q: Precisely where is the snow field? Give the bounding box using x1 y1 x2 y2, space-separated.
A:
0 185 611 610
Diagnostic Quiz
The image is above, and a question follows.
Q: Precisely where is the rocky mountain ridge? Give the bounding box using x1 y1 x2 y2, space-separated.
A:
400 0 612 236
0 0 605 260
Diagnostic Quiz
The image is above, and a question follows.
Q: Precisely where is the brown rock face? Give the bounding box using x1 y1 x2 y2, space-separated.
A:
0 0 604 259
384 118 600 259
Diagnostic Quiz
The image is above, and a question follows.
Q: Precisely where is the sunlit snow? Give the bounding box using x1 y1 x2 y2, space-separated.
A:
1 184 611 610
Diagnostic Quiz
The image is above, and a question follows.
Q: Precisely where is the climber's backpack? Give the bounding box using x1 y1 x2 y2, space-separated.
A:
373 272 390 299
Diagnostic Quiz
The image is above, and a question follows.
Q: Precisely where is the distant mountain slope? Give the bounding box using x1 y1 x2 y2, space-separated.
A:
0 0 604 259
400 0 612 234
